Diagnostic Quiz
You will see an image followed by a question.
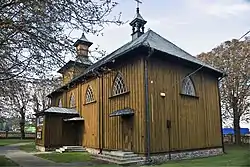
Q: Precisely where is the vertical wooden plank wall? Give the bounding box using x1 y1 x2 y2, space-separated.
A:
49 57 146 153
147 57 222 153
81 79 99 148
44 114 63 148
102 57 146 153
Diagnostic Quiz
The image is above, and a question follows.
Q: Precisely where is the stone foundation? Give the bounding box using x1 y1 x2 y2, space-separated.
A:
36 145 56 152
84 147 223 165
36 145 46 152
138 148 223 165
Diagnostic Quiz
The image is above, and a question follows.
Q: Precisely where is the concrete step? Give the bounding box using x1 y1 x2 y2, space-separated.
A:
55 149 63 153
63 146 84 149
56 146 86 153
103 153 138 158
108 151 137 157
93 154 142 162
93 155 144 165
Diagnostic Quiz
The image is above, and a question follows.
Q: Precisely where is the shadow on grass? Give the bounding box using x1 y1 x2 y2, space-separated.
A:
0 156 18 166
0 139 34 146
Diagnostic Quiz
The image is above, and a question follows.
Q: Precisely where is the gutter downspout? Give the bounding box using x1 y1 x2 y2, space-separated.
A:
218 75 225 153
98 75 102 153
101 73 104 153
144 46 154 163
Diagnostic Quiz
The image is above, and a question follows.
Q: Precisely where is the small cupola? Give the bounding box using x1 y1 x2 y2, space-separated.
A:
73 33 93 65
129 2 147 40
73 33 93 57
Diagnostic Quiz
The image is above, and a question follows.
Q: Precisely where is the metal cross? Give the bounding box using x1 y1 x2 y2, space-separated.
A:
135 0 142 8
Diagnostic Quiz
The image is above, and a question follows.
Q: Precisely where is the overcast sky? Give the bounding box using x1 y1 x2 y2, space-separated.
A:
70 0 250 57
69 0 250 128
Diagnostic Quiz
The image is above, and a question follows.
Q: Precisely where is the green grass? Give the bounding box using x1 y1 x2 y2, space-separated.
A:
0 156 18 166
154 145 250 167
19 142 36 152
35 145 249 166
0 139 34 146
36 152 92 163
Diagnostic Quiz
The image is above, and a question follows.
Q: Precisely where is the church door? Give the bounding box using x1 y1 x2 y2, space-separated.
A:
122 117 133 151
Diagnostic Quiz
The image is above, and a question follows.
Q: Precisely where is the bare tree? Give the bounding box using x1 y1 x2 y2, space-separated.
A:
3 79 33 139
198 38 250 145
0 0 122 81
32 77 62 113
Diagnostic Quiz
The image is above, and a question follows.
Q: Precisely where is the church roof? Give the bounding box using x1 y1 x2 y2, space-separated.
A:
57 60 91 74
73 33 93 47
130 8 147 26
74 29 223 80
48 29 223 97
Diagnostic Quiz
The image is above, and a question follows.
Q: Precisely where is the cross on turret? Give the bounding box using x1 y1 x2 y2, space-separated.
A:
135 0 142 8
130 0 147 40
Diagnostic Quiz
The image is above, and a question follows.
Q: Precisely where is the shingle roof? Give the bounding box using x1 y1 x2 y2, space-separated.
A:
109 108 135 117
57 60 91 74
43 107 79 115
48 29 223 96
64 117 84 121
73 30 222 81
73 33 93 47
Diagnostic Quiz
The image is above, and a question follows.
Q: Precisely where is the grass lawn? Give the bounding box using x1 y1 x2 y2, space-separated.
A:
155 145 250 167
36 152 92 163
0 156 18 166
19 142 36 152
35 145 249 166
0 139 34 146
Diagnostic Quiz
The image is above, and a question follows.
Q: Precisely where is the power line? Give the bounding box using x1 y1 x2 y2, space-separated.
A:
171 29 250 90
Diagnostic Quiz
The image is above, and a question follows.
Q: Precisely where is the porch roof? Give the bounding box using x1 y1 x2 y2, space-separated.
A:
109 108 135 117
36 107 79 115
64 117 84 122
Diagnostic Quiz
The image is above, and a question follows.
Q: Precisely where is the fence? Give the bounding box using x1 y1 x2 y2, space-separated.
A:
0 131 35 139
223 134 250 144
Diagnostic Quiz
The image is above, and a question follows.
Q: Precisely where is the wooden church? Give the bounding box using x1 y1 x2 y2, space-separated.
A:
35 5 224 163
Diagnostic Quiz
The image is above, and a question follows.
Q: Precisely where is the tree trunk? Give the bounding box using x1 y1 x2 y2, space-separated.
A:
233 97 241 145
19 107 25 139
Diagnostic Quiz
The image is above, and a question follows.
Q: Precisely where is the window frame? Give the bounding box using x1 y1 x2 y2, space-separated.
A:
58 98 62 107
110 72 129 97
69 93 76 108
36 116 44 126
180 76 198 98
85 85 96 104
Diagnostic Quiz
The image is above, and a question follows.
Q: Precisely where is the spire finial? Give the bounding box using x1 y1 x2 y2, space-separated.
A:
135 0 142 12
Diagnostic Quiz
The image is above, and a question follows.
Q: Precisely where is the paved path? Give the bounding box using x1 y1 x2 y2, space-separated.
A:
0 143 104 167
0 143 58 167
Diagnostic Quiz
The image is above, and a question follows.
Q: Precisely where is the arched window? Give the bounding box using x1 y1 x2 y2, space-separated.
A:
69 93 76 108
58 99 62 107
85 85 95 104
181 76 196 96
112 72 127 96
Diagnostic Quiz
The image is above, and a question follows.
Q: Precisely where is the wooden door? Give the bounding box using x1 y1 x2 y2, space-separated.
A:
122 117 133 151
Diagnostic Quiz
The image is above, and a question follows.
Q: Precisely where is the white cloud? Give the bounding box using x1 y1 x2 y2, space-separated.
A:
188 0 250 18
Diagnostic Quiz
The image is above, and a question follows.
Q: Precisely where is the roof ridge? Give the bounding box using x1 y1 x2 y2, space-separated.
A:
141 30 221 72
144 30 194 57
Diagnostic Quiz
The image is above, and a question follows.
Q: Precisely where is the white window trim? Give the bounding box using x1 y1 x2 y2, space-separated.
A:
181 76 196 96
69 93 76 108
58 99 62 107
112 72 128 96
85 85 95 104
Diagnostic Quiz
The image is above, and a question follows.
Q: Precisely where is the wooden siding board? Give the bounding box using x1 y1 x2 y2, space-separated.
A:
148 57 222 153
49 57 145 153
